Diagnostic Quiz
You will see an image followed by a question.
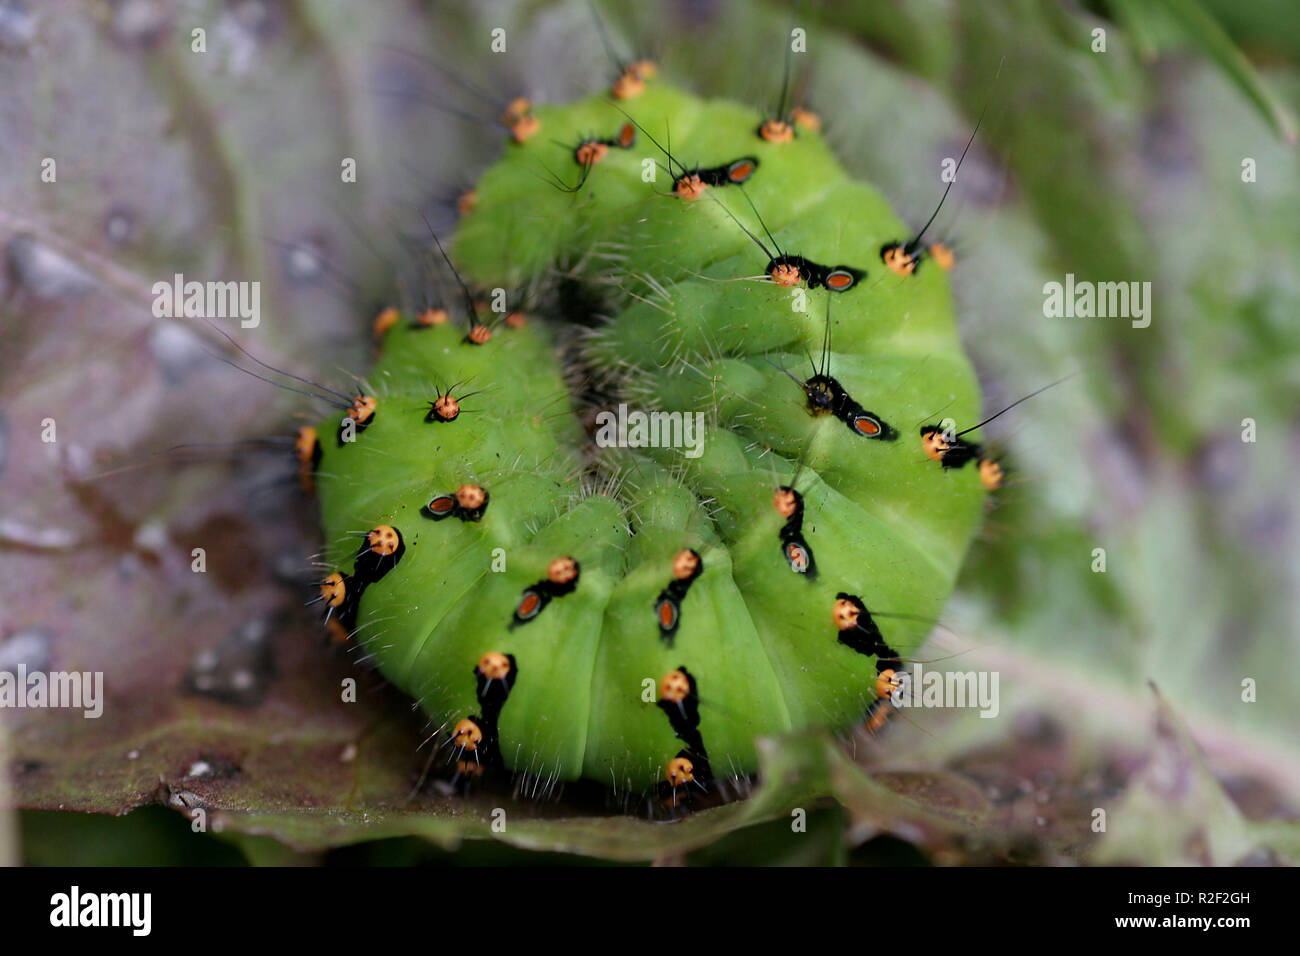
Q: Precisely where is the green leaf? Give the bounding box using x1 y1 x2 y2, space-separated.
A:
1148 0 1298 142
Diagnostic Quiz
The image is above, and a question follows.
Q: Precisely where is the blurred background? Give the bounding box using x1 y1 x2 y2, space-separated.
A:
1 0 1297 865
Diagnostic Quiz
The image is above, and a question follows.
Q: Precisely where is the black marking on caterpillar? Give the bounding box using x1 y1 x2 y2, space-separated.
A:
475 653 517 712
775 299 898 440
448 654 518 787
606 102 760 201
656 668 713 804
766 255 866 292
804 374 897 439
654 549 704 644
312 526 405 645
714 187 869 292
834 593 902 674
422 485 490 523
774 486 817 578
351 526 405 585
695 157 758 186
510 557 581 628
592 120 638 154
920 424 981 470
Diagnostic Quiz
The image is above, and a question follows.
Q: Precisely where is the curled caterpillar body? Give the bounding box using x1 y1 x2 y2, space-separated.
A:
310 76 993 794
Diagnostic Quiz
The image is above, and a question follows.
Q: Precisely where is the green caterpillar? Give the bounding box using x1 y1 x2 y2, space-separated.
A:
299 64 996 802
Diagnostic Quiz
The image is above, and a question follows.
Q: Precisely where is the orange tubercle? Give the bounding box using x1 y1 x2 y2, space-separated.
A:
759 119 794 143
790 107 822 132
665 756 694 786
452 718 483 750
920 428 950 462
659 669 691 703
671 549 700 580
770 262 801 286
347 395 377 425
455 483 486 510
547 556 578 585
979 458 1004 491
477 652 511 681
372 306 400 340
929 242 955 271
832 597 860 631
319 572 347 608
675 174 706 201
772 487 798 518
366 525 400 556
575 141 609 166
882 244 917 277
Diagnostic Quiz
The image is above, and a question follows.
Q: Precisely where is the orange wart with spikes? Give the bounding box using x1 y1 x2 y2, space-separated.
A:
576 125 633 166
612 59 656 99
426 391 460 422
451 718 483 751
336 394 377 446
319 572 348 609
294 426 321 491
978 458 1005 491
659 669 691 703
789 106 822 131
758 118 795 143
665 756 694 787
477 652 512 681
503 96 540 143
371 306 400 340
346 395 377 425
928 241 956 271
